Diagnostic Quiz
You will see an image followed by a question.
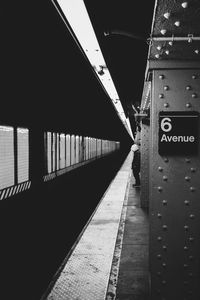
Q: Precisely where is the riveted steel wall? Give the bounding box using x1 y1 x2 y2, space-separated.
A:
141 120 150 208
150 69 200 299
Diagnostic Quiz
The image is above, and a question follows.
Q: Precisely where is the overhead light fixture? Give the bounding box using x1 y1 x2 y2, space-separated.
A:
51 0 133 139
95 65 105 76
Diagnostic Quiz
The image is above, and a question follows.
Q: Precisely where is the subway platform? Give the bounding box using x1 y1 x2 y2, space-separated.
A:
41 152 149 300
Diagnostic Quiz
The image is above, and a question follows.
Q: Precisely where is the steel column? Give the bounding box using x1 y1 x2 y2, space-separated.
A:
149 69 200 299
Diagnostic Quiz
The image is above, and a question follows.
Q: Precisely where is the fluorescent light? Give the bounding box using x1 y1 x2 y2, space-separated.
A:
52 0 133 139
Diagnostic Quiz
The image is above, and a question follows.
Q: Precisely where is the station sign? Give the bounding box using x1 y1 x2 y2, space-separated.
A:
159 112 199 155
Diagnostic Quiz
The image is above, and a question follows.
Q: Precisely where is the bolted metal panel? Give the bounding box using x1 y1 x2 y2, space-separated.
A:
149 0 200 62
150 69 200 299
141 121 150 208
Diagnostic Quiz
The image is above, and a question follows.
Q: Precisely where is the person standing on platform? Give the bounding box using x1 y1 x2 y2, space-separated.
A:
131 142 141 187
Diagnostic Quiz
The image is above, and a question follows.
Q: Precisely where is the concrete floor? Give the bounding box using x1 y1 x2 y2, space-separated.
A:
43 152 132 300
114 175 149 300
41 154 149 300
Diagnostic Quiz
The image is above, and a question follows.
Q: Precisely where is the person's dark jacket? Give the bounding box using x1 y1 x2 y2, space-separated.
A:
132 149 140 170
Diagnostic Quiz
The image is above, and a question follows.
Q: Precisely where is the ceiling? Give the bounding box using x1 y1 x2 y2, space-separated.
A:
1 0 157 142
2 1 200 143
83 0 200 119
83 0 156 117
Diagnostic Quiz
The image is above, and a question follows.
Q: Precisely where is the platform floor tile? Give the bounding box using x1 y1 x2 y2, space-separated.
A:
114 174 150 300
45 152 132 300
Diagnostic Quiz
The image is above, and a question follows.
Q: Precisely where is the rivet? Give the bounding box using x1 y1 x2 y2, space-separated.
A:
185 158 191 163
189 255 194 260
164 12 170 19
159 74 165 80
184 264 189 268
190 186 195 192
165 50 169 55
157 271 161 276
189 237 194 242
189 214 195 219
162 280 167 284
159 93 164 98
157 45 162 51
192 93 197 98
162 262 167 267
174 21 181 27
169 41 173 46
186 103 191 108
184 200 189 205
192 74 197 79
157 213 162 218
158 166 163 172
186 85 191 90
190 167 196 172
157 254 162 259
162 225 168 230
164 85 169 90
162 245 167 250
157 236 162 241
195 49 199 54
164 157 169 162
164 103 169 107
184 225 189 231
185 176 191 181
163 200 167 205
184 246 189 251
155 54 160 59
163 175 168 181
158 186 163 192
181 2 188 8
161 29 167 35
